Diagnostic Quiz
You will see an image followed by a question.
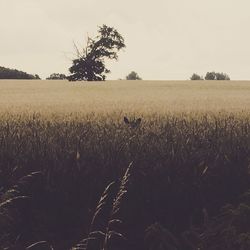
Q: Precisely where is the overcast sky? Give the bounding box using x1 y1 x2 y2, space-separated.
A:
1 0 250 80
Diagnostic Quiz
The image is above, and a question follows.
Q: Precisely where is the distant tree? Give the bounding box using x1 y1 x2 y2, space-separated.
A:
46 73 67 80
126 71 142 80
68 24 125 81
0 66 40 79
205 71 216 80
215 72 230 80
190 73 203 80
205 71 230 80
34 74 41 79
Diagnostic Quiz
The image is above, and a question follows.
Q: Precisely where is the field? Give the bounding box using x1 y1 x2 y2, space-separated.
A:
1 80 250 249
2 80 250 115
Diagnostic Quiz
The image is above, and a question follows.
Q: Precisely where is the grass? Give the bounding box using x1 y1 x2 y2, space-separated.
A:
1 80 250 249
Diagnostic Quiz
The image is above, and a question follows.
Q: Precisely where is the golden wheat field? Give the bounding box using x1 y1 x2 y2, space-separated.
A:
1 80 250 116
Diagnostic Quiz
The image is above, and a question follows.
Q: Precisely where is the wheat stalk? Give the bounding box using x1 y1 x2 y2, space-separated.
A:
26 241 54 249
102 162 133 250
71 181 116 250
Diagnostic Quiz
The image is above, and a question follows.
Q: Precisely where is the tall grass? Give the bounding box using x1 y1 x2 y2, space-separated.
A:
0 111 250 249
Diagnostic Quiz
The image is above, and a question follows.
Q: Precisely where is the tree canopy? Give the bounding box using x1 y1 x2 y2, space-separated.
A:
126 71 142 80
0 66 40 79
190 72 230 80
205 71 230 80
68 25 125 81
46 73 67 80
190 73 203 80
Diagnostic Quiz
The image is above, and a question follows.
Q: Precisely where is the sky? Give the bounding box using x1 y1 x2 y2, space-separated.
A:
0 0 250 80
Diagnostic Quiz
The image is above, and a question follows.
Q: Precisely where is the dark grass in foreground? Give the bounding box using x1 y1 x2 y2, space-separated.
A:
1 112 250 249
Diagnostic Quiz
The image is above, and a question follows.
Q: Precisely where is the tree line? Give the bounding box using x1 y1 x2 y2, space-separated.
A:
0 66 40 80
190 72 230 80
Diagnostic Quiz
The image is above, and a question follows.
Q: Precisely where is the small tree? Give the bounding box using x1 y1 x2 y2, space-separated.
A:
126 71 142 80
46 73 67 80
34 74 40 80
190 73 203 80
68 25 125 81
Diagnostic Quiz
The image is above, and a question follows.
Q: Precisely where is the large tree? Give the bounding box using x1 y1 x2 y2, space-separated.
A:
68 25 125 81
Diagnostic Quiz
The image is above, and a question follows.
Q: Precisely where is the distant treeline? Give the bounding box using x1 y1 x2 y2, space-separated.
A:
190 71 230 80
0 66 40 79
46 73 67 80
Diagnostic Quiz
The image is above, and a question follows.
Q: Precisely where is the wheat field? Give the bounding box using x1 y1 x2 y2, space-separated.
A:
1 80 250 115
1 80 250 249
